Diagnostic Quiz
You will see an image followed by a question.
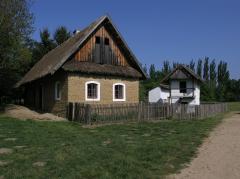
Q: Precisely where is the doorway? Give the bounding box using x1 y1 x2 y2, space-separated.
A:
39 85 43 111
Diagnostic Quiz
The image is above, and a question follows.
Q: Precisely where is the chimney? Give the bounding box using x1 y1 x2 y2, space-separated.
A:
73 29 81 35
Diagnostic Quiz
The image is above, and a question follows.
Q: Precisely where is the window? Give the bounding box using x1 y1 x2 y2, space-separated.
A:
95 36 100 44
85 81 100 101
55 82 61 100
179 81 187 93
113 83 126 101
104 38 109 45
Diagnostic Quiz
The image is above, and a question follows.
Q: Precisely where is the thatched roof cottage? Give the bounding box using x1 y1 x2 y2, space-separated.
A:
16 16 147 117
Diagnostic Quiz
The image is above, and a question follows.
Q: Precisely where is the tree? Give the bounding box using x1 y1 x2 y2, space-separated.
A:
217 61 229 101
0 0 34 102
209 60 217 101
209 60 217 100
225 79 240 101
162 60 171 76
54 26 71 45
149 64 156 79
189 59 195 72
143 64 148 74
203 57 209 81
197 59 202 78
31 28 56 65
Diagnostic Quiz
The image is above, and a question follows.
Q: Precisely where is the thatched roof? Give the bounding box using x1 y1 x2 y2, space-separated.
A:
161 65 203 83
159 84 169 90
62 61 142 78
16 15 147 87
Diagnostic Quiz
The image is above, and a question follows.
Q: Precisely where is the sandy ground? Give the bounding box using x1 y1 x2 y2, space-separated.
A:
2 104 66 121
169 112 240 179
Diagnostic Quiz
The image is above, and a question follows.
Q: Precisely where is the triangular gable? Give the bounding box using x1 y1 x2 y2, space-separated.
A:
161 65 203 83
169 69 192 79
16 15 147 87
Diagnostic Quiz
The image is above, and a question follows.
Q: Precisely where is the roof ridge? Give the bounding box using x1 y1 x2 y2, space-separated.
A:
16 15 146 87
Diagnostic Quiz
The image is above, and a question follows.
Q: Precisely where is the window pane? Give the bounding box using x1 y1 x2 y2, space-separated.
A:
115 85 123 99
104 38 109 45
95 36 100 44
88 83 98 99
180 81 187 93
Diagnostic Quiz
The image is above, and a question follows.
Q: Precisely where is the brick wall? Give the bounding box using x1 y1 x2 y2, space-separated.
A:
68 73 139 104
24 72 139 117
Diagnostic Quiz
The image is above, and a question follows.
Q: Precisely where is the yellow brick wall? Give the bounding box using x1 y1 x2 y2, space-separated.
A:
68 74 139 104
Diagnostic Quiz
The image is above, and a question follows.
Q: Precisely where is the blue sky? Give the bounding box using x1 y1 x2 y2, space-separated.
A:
31 0 240 79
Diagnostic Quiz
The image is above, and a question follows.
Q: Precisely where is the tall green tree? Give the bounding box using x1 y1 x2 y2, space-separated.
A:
172 62 178 69
162 60 171 76
217 61 229 101
203 57 209 81
225 79 240 101
143 64 148 74
0 0 34 102
149 64 156 79
209 60 217 100
197 59 202 78
31 28 56 65
54 26 71 45
189 59 195 72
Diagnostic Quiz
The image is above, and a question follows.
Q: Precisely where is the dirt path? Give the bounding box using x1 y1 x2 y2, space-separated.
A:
170 112 240 179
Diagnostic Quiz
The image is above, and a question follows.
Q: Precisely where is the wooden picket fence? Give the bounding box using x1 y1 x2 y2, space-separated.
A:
67 102 228 124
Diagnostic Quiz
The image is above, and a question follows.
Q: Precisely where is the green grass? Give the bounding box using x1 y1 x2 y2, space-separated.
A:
0 115 223 179
228 102 240 111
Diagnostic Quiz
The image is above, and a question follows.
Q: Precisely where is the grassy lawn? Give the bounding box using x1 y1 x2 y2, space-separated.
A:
228 102 240 111
0 115 223 179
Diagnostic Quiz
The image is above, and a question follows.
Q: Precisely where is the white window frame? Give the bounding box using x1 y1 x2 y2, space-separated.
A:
55 81 61 100
85 81 100 101
113 83 126 102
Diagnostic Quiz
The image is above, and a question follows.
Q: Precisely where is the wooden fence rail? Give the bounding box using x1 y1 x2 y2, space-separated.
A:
67 102 228 124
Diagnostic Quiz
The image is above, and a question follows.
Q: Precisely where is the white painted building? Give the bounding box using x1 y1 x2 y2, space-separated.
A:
148 84 170 103
148 65 203 105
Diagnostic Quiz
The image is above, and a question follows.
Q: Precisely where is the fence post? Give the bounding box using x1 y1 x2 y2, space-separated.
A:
138 102 142 121
72 103 75 121
85 104 91 124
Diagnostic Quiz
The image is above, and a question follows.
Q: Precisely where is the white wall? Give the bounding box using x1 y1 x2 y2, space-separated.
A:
170 80 200 105
148 87 169 103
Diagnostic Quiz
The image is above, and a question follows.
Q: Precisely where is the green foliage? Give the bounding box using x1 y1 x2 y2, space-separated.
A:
197 59 202 77
140 58 239 103
209 60 217 100
0 0 73 103
31 29 57 65
228 102 240 111
217 61 230 101
162 60 171 76
54 26 71 45
0 115 223 178
203 57 209 81
0 0 34 102
31 27 72 65
189 59 195 72
149 64 156 79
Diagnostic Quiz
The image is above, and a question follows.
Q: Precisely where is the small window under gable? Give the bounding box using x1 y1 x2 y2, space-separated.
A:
104 37 109 45
113 83 126 101
95 36 100 44
179 81 187 93
85 81 100 101
55 81 61 100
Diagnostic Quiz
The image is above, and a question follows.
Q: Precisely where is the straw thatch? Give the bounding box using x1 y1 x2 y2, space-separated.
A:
62 61 142 78
16 15 147 87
